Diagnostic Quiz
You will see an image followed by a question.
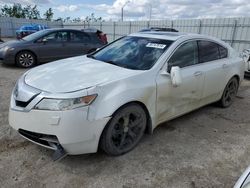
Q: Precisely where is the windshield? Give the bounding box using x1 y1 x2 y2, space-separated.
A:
22 30 50 41
92 36 173 70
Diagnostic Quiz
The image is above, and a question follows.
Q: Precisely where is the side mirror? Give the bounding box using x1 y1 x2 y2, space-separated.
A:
42 38 48 44
170 66 182 87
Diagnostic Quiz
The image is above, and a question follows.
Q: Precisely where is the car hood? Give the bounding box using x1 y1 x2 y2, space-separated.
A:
24 56 142 93
0 40 25 48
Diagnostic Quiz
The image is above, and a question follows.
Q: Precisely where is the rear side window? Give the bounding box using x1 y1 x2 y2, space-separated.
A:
198 41 220 63
42 31 68 43
87 33 102 43
198 40 228 63
219 46 228 58
69 31 90 43
168 41 198 71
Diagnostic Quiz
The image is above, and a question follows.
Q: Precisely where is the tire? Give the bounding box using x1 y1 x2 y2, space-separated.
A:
100 104 147 156
16 51 36 68
218 77 239 108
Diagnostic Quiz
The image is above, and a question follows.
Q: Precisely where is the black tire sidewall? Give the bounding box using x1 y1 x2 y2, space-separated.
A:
16 51 36 68
220 77 239 108
101 104 147 156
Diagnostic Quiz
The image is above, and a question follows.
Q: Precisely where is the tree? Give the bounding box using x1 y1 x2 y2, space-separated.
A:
55 17 63 22
0 3 40 19
44 8 53 21
24 5 40 19
84 13 103 23
64 17 71 23
1 4 24 18
72 17 81 23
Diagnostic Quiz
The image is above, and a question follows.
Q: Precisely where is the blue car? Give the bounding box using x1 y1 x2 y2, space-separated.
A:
16 24 49 39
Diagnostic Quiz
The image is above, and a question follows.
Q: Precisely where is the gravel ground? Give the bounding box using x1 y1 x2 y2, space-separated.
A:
0 63 250 188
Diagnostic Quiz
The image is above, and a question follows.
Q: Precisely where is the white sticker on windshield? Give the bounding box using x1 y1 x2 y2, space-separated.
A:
146 43 166 49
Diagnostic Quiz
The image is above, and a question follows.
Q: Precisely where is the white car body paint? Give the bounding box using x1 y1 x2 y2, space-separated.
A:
234 166 250 188
9 32 245 155
242 49 250 77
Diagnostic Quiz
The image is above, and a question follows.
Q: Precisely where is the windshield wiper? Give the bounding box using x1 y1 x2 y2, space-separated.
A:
105 60 139 70
105 60 120 66
86 54 96 59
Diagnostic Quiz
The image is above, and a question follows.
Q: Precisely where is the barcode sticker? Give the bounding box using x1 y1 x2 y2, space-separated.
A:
146 43 166 49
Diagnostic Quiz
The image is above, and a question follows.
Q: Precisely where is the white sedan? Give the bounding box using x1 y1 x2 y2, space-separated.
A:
9 32 244 160
242 49 250 77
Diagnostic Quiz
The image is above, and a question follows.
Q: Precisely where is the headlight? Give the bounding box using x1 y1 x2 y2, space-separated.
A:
34 94 97 111
2 46 15 52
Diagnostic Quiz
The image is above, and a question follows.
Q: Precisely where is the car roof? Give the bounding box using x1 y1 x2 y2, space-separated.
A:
131 31 196 41
131 31 221 42
44 28 83 32
139 27 178 32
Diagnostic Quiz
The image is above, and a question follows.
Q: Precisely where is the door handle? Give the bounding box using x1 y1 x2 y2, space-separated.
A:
222 64 229 69
194 71 202 77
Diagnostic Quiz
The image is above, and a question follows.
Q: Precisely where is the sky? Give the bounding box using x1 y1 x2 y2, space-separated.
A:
0 0 250 21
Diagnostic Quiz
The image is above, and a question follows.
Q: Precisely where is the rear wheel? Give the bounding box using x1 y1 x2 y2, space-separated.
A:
218 77 239 108
100 104 147 156
16 51 36 68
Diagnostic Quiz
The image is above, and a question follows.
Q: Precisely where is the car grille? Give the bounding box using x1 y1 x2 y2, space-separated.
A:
18 129 60 150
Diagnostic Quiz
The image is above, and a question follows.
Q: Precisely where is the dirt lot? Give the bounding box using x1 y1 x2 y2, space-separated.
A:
0 63 250 188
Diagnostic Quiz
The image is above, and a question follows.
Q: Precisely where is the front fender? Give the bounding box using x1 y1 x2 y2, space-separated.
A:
87 73 158 130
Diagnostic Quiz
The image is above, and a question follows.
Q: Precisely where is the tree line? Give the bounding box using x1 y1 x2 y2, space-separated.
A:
0 4 53 21
0 4 104 23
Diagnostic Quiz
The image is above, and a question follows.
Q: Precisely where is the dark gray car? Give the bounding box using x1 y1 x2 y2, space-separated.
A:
0 28 106 68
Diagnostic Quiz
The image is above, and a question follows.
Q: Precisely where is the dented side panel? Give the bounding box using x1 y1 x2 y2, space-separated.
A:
87 71 158 129
156 66 205 125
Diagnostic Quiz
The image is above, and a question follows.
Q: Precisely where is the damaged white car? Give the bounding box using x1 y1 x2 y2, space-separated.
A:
242 49 250 77
9 32 244 160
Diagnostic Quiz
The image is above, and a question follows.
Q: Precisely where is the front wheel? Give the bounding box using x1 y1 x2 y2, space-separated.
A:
16 51 36 68
218 77 239 108
100 104 147 156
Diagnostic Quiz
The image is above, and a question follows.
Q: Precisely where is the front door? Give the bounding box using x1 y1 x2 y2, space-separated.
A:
156 40 205 124
36 31 69 62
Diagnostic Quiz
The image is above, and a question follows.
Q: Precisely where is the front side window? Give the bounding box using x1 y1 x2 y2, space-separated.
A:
22 30 50 41
168 41 198 71
198 41 220 63
92 36 173 70
42 31 68 43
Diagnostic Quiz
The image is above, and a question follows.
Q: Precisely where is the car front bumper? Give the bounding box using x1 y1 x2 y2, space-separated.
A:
0 50 15 65
9 108 110 155
8 82 111 155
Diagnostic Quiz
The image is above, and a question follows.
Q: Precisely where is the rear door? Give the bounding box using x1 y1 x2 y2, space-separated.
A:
156 40 205 124
197 40 229 104
67 31 93 56
36 31 69 62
